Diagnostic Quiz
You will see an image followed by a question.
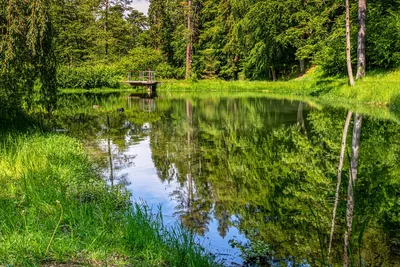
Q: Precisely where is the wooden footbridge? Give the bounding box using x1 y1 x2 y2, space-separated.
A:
122 70 159 91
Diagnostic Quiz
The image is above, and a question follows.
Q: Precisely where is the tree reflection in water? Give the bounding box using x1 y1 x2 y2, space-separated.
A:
56 93 400 266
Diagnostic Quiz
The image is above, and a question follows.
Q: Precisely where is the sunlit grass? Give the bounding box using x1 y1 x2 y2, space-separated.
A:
0 130 217 266
156 68 400 122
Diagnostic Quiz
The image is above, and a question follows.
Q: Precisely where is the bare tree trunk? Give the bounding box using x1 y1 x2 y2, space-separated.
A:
344 113 363 267
346 0 355 86
186 99 193 216
272 68 277 81
104 0 109 56
297 102 308 136
328 111 353 258
300 59 305 75
297 102 304 128
68 54 72 68
356 0 366 79
186 99 192 144
185 0 192 80
106 115 114 186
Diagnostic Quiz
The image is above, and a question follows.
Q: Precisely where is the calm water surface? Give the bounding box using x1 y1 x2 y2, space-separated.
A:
57 92 400 266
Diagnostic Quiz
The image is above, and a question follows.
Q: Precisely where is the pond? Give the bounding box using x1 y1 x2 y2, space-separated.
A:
55 91 400 266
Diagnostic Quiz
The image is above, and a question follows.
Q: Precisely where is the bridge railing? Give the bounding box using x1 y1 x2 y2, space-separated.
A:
128 70 157 82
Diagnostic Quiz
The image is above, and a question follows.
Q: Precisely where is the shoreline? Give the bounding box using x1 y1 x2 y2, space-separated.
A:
0 130 218 266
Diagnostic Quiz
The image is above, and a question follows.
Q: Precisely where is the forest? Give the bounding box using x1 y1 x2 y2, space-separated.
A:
25 0 400 80
1 1 400 95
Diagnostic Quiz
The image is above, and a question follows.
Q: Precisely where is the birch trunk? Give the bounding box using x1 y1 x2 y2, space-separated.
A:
346 0 355 86
343 113 363 267
356 0 367 79
328 111 353 258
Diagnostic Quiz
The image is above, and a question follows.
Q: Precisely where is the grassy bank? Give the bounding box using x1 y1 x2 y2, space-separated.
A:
158 68 400 119
0 130 216 266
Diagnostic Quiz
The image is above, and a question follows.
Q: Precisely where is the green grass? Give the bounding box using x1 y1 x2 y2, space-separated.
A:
0 130 217 266
157 67 400 121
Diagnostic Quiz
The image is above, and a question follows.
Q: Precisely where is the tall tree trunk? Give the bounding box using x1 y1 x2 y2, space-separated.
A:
356 0 366 79
107 115 114 186
186 99 193 217
328 111 353 258
299 59 305 75
186 99 192 144
296 102 307 136
346 0 355 86
297 102 304 128
104 0 109 56
186 0 192 80
343 113 363 267
271 68 277 81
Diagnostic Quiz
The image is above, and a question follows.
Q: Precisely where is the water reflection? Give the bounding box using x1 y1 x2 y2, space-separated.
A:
56 92 400 266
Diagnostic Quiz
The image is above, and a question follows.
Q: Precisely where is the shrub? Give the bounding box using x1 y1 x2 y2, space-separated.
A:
57 65 122 89
57 48 187 89
156 63 185 79
114 48 163 76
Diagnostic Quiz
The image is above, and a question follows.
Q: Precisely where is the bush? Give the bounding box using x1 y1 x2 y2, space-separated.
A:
57 65 122 89
367 9 400 68
57 48 187 89
156 63 185 79
114 48 163 76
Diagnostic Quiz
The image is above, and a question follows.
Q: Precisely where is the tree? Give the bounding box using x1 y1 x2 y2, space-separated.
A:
356 0 367 79
126 9 148 48
346 0 355 86
148 0 165 52
344 113 363 267
328 110 353 257
237 1 298 80
195 0 238 79
343 1 366 264
186 0 193 79
100 0 132 57
0 0 57 118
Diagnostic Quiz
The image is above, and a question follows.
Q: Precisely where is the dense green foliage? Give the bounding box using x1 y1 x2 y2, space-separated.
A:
57 65 121 89
0 0 57 119
146 0 400 80
0 128 217 266
2 0 400 106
